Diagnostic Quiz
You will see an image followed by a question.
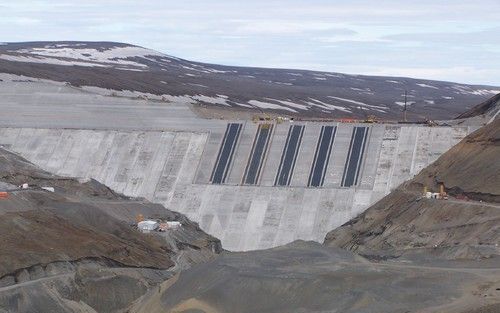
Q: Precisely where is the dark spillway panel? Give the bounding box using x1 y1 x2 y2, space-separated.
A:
210 123 243 184
243 124 274 185
308 126 336 187
341 126 369 187
274 125 305 186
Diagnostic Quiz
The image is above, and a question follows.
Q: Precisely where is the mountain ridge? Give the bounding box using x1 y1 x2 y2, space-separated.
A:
1 41 499 120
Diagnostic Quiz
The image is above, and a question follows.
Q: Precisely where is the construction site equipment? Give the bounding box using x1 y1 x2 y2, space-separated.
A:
138 220 159 233
425 119 438 127
158 221 182 232
136 214 144 224
252 114 273 123
340 118 357 123
424 184 448 200
0 192 8 199
439 183 448 200
426 192 444 199
363 115 377 123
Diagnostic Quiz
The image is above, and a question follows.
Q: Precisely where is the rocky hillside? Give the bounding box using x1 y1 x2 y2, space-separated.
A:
0 147 221 313
324 118 500 259
456 93 500 119
1 41 499 120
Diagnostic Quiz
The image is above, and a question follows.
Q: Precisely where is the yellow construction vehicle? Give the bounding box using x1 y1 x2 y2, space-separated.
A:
252 113 275 123
363 115 377 123
439 183 448 200
136 214 144 224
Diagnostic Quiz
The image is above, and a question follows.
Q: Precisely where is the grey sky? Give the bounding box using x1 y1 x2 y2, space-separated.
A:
1 0 499 85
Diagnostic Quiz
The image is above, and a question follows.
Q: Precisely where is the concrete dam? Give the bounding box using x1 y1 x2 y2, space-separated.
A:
0 121 473 251
0 82 476 250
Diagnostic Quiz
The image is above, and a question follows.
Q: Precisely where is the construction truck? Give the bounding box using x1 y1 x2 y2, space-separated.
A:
363 115 377 123
252 113 273 123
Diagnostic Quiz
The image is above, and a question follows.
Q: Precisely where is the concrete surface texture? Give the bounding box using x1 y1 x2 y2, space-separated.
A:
0 122 472 251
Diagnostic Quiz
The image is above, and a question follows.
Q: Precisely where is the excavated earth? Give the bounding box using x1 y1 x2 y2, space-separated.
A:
130 241 500 313
0 148 221 313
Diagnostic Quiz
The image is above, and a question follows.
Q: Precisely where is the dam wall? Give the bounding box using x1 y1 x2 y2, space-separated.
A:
0 122 471 251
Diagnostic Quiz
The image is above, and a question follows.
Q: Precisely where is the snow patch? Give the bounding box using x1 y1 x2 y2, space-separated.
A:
264 98 309 110
187 83 208 88
11 46 166 68
328 96 388 110
416 83 439 89
307 98 352 113
324 73 343 78
191 95 231 106
116 67 146 72
395 101 416 107
450 85 500 96
248 100 297 112
0 54 110 67
182 65 209 73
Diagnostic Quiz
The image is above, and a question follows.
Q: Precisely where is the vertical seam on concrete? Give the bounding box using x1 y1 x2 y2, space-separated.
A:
354 127 372 186
307 125 324 187
320 126 336 187
287 125 305 186
222 123 243 183
210 123 231 183
341 127 356 187
255 124 273 185
354 126 370 186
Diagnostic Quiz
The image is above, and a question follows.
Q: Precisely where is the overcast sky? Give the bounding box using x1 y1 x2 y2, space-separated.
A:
1 0 499 85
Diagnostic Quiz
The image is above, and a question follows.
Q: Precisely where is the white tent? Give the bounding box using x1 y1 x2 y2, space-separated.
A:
137 220 159 232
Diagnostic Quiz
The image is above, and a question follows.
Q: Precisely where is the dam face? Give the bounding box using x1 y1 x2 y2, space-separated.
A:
0 123 471 250
0 82 475 250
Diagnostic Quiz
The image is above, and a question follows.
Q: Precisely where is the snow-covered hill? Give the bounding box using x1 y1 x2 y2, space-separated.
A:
1 41 498 120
